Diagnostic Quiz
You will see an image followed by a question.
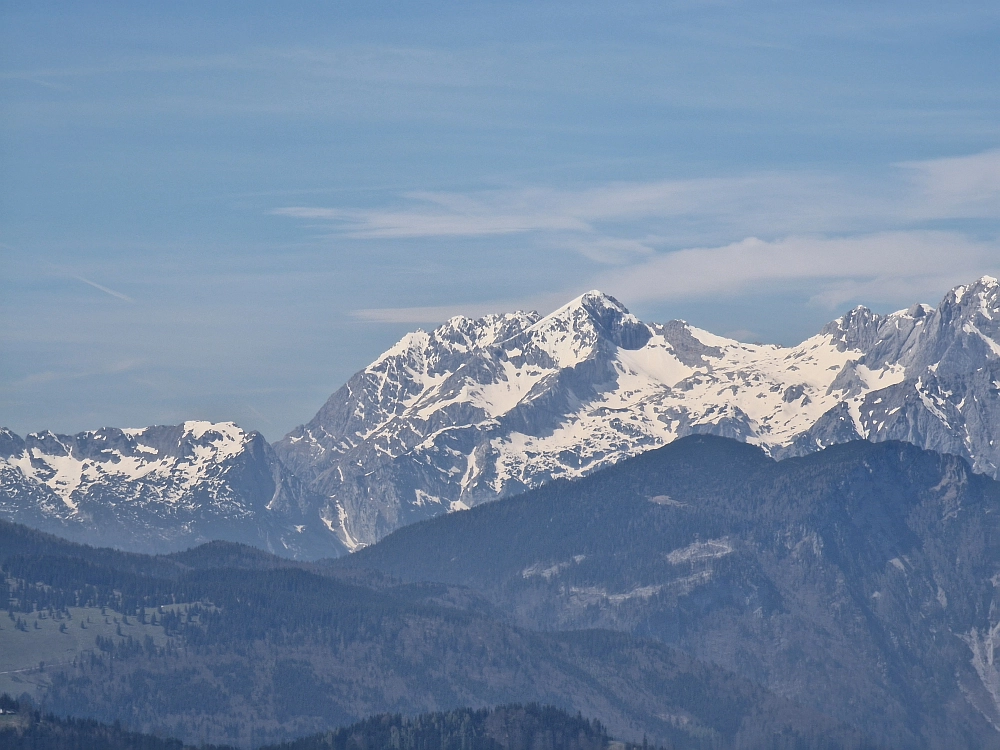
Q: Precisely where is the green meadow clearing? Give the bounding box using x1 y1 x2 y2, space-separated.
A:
0 606 180 700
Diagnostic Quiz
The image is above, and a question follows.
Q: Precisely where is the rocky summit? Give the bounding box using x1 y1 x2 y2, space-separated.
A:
275 276 1000 549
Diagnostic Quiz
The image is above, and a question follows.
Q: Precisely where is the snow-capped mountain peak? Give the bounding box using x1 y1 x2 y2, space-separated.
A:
0 421 346 558
949 274 999 306
821 305 885 351
272 292 877 547
527 290 652 366
937 276 1000 336
274 278 1000 549
3 422 255 508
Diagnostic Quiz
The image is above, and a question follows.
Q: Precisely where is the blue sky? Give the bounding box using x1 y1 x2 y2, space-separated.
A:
2 1 999 440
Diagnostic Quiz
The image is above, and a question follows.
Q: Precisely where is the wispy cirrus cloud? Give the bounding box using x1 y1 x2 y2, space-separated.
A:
274 149 1000 253
899 149 1000 218
272 201 590 238
273 174 839 243
275 149 1000 322
596 231 1000 310
350 230 1000 324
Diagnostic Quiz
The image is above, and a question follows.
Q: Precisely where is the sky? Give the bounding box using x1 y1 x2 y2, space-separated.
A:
2 1 999 441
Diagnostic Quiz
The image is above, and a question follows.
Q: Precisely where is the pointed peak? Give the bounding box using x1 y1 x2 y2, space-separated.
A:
943 275 1000 311
824 304 877 331
0 427 25 458
574 289 630 315
535 290 651 351
969 275 1000 300
842 304 876 320
821 305 884 352
543 290 631 323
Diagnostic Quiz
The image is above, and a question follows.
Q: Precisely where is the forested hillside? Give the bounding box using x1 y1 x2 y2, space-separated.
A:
339 435 1000 748
0 518 866 749
264 705 637 750
0 694 225 750
0 696 875 750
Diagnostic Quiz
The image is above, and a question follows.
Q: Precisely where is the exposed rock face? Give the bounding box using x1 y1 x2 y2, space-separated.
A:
789 277 1000 475
275 278 1000 549
0 421 346 558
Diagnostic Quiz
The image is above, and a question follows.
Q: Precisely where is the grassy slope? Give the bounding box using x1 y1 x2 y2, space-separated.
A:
0 605 182 699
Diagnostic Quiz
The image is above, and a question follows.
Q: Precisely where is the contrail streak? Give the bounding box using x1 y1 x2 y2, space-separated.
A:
73 275 135 303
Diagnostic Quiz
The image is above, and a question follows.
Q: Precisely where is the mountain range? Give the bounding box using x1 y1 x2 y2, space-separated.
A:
5 276 1000 747
2 276 1000 555
0 421 345 558
274 275 1000 549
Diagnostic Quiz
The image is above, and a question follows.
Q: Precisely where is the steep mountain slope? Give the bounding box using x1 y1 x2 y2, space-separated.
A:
276 276 1000 548
0 519 862 749
339 435 1000 748
0 421 346 558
